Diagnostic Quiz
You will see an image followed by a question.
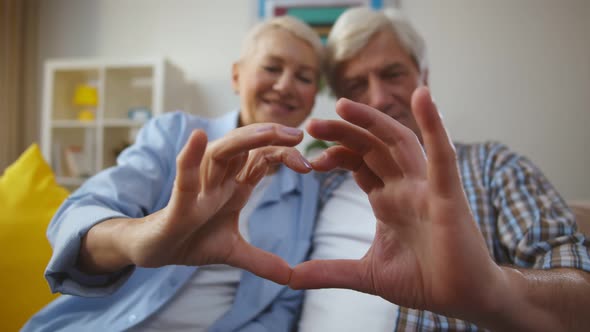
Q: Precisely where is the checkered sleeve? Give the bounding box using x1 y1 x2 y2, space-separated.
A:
487 143 590 271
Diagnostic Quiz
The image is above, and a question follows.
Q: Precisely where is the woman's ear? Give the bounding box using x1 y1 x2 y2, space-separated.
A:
421 68 429 87
231 62 240 94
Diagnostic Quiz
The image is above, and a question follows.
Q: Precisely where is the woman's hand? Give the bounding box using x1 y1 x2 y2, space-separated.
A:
80 124 311 285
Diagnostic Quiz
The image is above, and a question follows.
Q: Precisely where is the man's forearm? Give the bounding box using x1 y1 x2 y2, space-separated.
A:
77 218 135 274
478 267 590 332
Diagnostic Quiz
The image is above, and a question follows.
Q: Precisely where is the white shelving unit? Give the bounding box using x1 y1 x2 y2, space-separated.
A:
41 57 185 189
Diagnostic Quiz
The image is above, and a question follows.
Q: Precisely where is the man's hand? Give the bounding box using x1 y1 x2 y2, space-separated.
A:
290 87 506 322
80 124 311 285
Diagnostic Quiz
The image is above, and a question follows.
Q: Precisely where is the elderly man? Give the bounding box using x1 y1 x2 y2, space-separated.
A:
293 7 590 331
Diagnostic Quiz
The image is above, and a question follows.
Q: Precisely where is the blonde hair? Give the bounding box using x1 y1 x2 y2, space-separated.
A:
325 7 428 89
240 16 324 67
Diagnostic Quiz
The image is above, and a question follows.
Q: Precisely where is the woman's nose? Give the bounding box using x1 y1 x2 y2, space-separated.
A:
273 72 295 94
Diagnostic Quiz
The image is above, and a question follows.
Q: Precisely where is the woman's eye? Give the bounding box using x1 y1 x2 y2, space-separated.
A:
264 66 281 73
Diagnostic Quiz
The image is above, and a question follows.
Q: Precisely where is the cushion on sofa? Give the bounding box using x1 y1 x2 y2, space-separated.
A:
0 144 69 331
569 200 590 237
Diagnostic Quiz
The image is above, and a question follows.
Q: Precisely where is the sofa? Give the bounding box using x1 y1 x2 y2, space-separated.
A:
570 201 590 237
0 144 68 331
1 144 589 331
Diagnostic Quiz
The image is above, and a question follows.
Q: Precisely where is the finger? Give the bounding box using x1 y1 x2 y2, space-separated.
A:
205 124 304 188
236 146 312 185
335 98 427 178
411 87 460 197
173 130 208 196
224 153 249 183
353 163 384 193
306 118 402 179
226 241 292 285
310 146 383 192
289 259 373 295
310 145 362 172
212 124 303 161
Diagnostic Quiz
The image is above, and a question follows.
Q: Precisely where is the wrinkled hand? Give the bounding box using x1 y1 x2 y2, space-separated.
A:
290 87 504 321
127 124 311 285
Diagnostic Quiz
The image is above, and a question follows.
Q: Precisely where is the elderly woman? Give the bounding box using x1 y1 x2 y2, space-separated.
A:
23 16 323 332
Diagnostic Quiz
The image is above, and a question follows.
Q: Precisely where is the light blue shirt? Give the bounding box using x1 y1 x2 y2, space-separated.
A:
23 111 320 332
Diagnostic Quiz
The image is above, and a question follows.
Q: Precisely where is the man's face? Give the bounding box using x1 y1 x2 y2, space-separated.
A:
333 29 426 141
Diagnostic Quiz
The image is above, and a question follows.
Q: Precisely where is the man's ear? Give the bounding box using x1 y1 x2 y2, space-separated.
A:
231 62 240 94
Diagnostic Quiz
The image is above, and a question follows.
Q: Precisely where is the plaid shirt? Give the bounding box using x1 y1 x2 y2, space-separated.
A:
318 142 590 331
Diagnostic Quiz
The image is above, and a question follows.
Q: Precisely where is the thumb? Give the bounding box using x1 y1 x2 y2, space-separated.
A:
173 130 208 197
225 240 293 285
289 259 372 294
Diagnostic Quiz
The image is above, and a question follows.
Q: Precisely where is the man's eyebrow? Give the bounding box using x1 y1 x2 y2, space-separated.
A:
343 61 409 81
342 72 366 83
381 62 409 72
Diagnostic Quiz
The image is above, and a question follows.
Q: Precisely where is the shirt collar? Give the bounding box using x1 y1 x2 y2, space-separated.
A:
259 165 301 205
207 110 240 141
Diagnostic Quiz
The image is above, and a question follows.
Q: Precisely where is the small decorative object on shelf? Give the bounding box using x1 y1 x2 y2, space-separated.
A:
73 83 98 121
128 107 152 122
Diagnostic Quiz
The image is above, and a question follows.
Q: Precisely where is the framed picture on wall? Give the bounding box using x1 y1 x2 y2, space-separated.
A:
258 0 385 44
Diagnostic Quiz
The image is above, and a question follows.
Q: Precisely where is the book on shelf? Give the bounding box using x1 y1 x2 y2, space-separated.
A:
63 145 88 178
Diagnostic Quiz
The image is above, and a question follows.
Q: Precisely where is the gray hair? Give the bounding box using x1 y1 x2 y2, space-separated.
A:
240 16 324 67
325 7 428 88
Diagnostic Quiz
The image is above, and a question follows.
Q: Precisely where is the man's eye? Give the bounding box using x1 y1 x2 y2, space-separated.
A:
385 71 403 79
347 81 365 92
297 75 313 84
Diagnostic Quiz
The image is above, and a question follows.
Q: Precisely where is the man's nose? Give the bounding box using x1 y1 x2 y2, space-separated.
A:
367 78 390 111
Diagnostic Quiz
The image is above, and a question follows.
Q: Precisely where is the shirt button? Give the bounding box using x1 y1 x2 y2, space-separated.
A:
128 314 137 323
169 278 178 288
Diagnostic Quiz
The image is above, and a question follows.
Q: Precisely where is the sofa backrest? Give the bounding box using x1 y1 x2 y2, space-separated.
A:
570 201 590 238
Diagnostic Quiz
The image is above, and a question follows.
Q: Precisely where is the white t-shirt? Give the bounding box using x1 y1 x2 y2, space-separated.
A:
134 175 274 332
298 173 398 332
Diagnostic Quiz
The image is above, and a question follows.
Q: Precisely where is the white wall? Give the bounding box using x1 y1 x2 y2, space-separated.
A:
39 0 590 199
402 0 590 200
39 0 260 116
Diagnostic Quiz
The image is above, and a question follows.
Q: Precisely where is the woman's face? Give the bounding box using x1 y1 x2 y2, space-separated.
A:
233 28 320 128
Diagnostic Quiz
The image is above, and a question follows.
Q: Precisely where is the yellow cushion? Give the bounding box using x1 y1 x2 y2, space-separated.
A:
0 144 69 331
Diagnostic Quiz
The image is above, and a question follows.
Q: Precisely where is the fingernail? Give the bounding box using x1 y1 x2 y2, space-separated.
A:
280 127 302 136
300 156 312 169
256 125 274 133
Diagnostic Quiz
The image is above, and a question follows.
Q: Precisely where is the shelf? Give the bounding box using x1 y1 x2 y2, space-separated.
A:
42 57 185 189
104 66 154 120
103 119 146 127
52 120 97 128
51 69 100 121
